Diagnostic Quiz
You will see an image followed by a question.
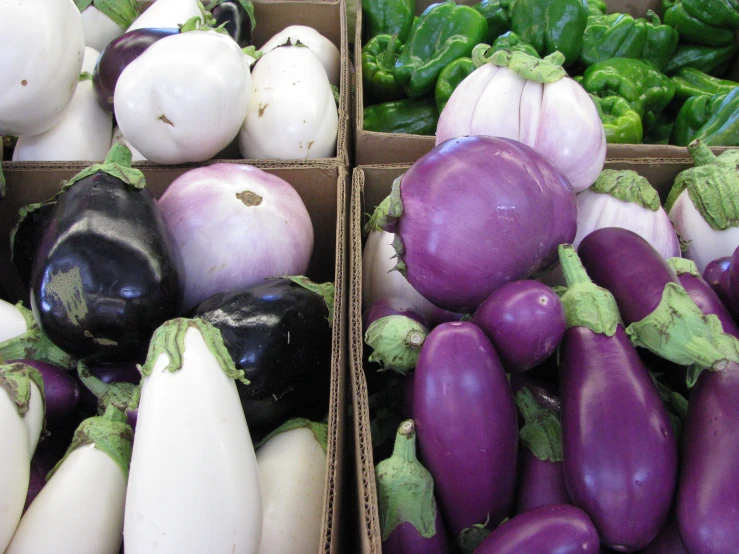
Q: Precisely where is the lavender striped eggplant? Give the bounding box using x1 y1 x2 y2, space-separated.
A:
558 245 678 551
474 504 600 554
413 322 518 538
364 298 430 374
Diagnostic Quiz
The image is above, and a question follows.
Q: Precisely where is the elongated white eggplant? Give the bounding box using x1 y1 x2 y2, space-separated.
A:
6 406 132 554
124 318 262 554
77 0 139 51
256 419 328 554
260 26 341 86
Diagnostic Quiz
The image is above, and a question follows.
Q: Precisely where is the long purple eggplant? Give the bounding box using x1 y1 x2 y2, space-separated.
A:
474 504 600 554
513 387 569 515
558 245 678 551
376 420 448 554
413 322 518 539
642 517 688 554
677 360 739 554
364 298 430 374
471 280 565 372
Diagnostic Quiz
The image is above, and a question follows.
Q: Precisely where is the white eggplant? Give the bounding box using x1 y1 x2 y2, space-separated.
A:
0 299 29 344
115 28 252 164
260 26 341 86
111 126 146 161
0 0 85 137
256 419 327 554
6 409 132 554
127 0 201 31
124 318 262 554
78 0 139 51
13 47 113 162
0 363 45 553
239 45 338 160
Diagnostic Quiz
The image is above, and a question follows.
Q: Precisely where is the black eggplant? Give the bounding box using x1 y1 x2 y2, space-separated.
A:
210 0 255 48
30 144 184 363
192 276 333 440
11 201 56 286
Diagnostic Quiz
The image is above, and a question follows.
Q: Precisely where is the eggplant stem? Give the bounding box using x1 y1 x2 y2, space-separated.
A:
392 419 417 462
688 139 718 167
558 244 591 287
77 362 110 399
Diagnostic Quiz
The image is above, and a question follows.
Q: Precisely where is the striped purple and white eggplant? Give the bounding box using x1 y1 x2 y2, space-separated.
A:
558 245 678 551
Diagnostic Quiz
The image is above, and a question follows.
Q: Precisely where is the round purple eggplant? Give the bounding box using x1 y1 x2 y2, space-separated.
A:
364 297 429 374
642 517 688 554
472 280 565 372
677 361 739 554
474 504 600 554
363 297 429 329
10 359 79 423
413 321 518 537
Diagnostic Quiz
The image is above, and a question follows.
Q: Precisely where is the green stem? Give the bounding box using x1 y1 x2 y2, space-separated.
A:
77 362 110 398
0 304 75 369
688 139 718 167
515 387 563 462
558 244 590 287
392 419 416 462
382 34 399 70
102 402 127 424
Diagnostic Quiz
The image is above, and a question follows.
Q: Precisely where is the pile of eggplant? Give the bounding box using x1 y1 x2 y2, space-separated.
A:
0 146 334 554
364 136 739 554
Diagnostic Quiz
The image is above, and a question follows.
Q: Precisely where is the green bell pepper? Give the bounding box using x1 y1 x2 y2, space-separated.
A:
670 93 727 145
663 41 739 76
587 0 606 16
671 68 739 102
362 0 415 43
591 94 644 143
363 97 439 135
579 13 648 68
581 57 676 131
643 112 675 144
641 11 679 71
362 35 405 103
509 0 588 66
474 0 513 43
489 31 541 58
435 57 476 113
692 87 739 145
663 0 739 47
393 2 488 98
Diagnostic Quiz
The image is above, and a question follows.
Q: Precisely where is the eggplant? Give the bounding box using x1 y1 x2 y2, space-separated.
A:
703 256 739 318
413 322 518 539
77 364 138 430
11 202 56 287
363 298 429 374
9 359 79 424
509 371 561 416
558 245 678 551
642 517 688 554
192 276 333 440
30 145 184 363
474 504 600 554
362 297 429 329
211 0 254 48
77 363 141 415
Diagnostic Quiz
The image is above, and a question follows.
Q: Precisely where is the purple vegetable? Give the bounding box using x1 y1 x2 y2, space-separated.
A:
472 280 565 372
23 448 57 513
77 364 138 429
363 297 429 329
364 298 430 374
370 136 577 313
10 359 79 422
558 245 678 551
642 517 688 554
474 504 600 554
413 322 518 537
78 363 140 413
677 361 739 554
509 371 561 416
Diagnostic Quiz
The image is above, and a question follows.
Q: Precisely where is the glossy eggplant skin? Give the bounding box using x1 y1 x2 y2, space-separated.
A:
676 270 739 338
642 517 688 554
363 297 429 329
561 326 678 551
93 28 179 112
192 278 332 439
703 256 739 319
12 202 56 287
475 504 600 554
383 513 449 554
514 449 570 515
31 172 184 363
677 361 739 554
212 1 252 47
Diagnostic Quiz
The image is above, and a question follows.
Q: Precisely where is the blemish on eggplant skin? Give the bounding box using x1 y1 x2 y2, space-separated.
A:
158 114 174 126
258 103 269 117
20 80 27 86
45 267 88 326
236 190 263 207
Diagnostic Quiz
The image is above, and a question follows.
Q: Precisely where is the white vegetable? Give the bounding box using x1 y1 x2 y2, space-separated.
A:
239 45 338 160
0 299 29 344
79 0 140 52
260 26 341 86
127 0 200 31
115 29 252 164
0 0 85 137
111 126 146 161
256 420 327 554
13 47 113 162
124 319 262 554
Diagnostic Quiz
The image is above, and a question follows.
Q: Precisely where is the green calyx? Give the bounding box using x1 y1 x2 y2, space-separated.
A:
365 175 404 234
77 362 138 415
137 318 247 384
0 362 45 418
591 169 660 211
48 405 133 481
206 0 256 32
76 0 139 29
365 315 429 374
376 419 438 542
180 1 228 34
254 417 328 452
242 46 263 60
456 523 492 554
516 387 563 462
61 143 145 194
79 72 93 82
0 303 75 370
486 48 566 84
558 244 622 335
664 140 739 230
285 276 335 328
667 257 700 278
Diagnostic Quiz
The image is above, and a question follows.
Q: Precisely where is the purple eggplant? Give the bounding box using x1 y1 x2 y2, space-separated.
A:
364 298 430 374
471 280 565 372
23 446 59 513
703 256 739 318
363 297 429 329
642 517 688 554
369 136 577 313
10 359 79 423
677 361 739 554
513 387 570 515
376 420 449 554
413 322 518 538
474 504 600 554
211 0 255 48
509 371 561 416
558 245 678 551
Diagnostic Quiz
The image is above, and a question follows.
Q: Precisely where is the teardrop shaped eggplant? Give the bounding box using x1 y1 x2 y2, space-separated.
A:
192 277 333 439
30 146 184 363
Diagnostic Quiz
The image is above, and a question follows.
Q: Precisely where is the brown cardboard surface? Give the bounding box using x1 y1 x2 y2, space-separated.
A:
0 161 348 554
350 160 693 553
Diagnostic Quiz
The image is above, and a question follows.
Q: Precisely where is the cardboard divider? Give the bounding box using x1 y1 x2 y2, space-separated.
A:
0 161 348 554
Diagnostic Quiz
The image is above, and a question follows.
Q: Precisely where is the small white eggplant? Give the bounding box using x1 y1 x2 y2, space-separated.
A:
5 408 133 554
240 44 338 160
0 363 45 553
256 419 328 554
115 28 252 164
0 0 85 137
124 318 262 554
77 0 139 51
260 26 341 86
127 0 201 31
13 47 113 162
111 126 146 162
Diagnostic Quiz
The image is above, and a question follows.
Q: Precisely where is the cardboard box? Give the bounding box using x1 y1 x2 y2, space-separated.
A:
0 161 349 554
349 160 695 553
353 0 739 165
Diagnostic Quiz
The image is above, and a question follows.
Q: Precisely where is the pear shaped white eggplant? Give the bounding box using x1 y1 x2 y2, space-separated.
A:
260 26 341 86
78 0 139 51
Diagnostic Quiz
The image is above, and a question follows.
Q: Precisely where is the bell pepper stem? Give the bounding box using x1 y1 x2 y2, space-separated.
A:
382 34 399 70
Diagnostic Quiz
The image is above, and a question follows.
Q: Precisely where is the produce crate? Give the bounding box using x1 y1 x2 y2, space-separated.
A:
0 161 349 554
352 0 739 165
348 160 695 553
